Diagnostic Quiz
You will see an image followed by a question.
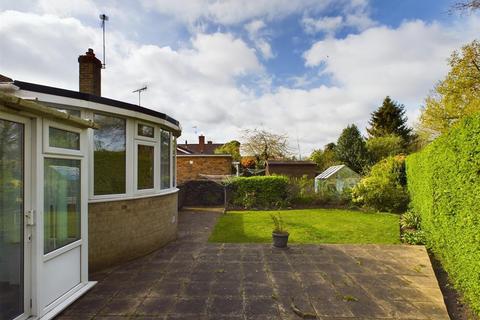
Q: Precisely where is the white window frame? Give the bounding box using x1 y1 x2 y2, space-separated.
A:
43 120 84 157
134 140 158 194
135 120 157 142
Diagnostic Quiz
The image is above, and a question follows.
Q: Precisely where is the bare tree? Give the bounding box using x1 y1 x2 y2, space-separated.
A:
241 128 291 166
450 0 480 13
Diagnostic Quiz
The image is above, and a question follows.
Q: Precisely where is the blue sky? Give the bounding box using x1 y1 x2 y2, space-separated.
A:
0 0 478 154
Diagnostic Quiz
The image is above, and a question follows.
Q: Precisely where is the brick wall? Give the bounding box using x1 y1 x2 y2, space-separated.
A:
88 192 178 272
177 155 232 185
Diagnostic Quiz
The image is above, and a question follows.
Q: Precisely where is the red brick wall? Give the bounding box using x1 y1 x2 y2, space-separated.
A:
177 155 232 184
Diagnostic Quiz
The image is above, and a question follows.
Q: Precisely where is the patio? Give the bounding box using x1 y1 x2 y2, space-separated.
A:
57 210 449 319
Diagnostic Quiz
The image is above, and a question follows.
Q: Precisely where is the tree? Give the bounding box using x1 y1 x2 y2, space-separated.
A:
310 143 338 172
352 155 409 213
214 140 241 161
335 124 369 173
450 0 480 12
418 40 480 141
241 129 290 166
366 134 404 164
367 96 412 145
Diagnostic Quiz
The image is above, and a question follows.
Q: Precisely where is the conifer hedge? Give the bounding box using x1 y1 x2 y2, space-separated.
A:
406 113 480 314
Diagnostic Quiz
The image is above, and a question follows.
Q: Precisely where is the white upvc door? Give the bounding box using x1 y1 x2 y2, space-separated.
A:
34 119 93 319
0 112 32 320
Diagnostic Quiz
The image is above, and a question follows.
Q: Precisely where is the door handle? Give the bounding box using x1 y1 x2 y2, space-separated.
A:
25 210 36 226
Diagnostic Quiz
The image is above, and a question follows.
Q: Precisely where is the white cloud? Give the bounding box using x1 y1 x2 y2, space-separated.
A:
244 19 274 60
301 0 375 35
302 16 344 35
36 0 98 17
1 9 479 155
140 0 331 25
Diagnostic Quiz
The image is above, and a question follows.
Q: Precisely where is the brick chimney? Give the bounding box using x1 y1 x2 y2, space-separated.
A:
78 48 102 96
198 135 205 153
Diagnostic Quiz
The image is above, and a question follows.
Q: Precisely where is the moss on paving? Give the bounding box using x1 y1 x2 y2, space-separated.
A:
209 209 400 244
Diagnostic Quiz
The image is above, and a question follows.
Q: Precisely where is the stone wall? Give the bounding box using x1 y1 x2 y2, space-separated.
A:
88 191 178 272
177 155 232 185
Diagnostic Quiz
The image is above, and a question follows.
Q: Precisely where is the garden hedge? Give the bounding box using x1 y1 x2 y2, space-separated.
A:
406 113 480 314
228 175 289 209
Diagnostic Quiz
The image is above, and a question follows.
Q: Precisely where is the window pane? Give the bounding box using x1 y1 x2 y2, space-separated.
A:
138 123 154 138
0 119 24 319
44 158 81 254
49 127 80 150
138 145 154 189
93 114 126 195
161 131 171 189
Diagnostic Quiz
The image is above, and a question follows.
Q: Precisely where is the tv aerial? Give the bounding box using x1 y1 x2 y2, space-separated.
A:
99 14 109 69
133 86 148 106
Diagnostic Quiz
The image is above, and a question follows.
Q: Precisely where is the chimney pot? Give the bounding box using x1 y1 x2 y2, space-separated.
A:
207 141 212 144
78 48 102 96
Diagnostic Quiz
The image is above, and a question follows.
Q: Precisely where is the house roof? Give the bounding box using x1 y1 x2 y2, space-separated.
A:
9 80 180 127
267 160 317 166
316 165 346 179
177 142 224 155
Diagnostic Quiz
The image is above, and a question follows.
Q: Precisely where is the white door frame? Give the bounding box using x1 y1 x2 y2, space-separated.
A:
0 112 32 320
35 118 92 319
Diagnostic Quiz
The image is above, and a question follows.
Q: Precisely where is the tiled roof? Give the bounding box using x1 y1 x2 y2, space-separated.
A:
177 143 224 155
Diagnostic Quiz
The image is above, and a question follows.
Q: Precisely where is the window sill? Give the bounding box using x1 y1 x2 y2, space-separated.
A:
88 188 179 203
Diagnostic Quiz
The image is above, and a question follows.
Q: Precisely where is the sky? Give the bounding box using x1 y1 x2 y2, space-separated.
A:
0 0 479 157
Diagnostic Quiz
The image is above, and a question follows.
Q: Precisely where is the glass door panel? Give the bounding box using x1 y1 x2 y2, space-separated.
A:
44 158 81 254
0 119 24 320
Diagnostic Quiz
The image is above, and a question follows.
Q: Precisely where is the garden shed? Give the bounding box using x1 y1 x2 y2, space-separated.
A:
314 164 360 193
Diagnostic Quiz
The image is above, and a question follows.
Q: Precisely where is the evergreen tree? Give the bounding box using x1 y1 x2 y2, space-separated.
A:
367 96 412 143
335 124 369 173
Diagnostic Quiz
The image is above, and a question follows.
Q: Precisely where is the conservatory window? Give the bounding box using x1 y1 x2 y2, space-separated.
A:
160 130 171 189
137 143 155 190
137 123 155 139
49 127 80 150
93 114 126 195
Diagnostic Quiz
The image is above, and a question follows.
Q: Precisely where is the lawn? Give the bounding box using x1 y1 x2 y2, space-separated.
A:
209 209 400 244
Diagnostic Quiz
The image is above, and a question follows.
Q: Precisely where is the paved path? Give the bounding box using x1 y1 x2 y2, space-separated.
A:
58 210 449 320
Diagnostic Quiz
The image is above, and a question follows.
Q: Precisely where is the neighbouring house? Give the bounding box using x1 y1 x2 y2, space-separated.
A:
314 164 361 193
0 48 180 320
176 135 234 184
266 160 318 179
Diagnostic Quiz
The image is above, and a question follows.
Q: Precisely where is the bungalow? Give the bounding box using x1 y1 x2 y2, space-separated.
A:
0 49 180 320
176 135 234 184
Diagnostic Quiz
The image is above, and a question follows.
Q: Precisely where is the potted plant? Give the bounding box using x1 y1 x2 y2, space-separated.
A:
270 213 289 248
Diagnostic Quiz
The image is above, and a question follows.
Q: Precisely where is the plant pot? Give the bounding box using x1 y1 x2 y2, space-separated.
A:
272 232 289 248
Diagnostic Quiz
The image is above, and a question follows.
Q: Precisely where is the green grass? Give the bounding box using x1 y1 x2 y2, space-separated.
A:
209 209 400 244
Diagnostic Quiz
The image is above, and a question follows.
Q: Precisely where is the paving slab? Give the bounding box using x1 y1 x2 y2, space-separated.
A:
57 210 449 320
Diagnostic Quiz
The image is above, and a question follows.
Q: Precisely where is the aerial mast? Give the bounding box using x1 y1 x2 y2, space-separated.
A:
99 14 109 69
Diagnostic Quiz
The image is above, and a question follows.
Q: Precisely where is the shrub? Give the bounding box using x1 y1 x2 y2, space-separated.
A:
288 176 352 207
401 230 426 245
352 155 409 212
406 113 480 314
229 175 289 209
400 209 421 230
